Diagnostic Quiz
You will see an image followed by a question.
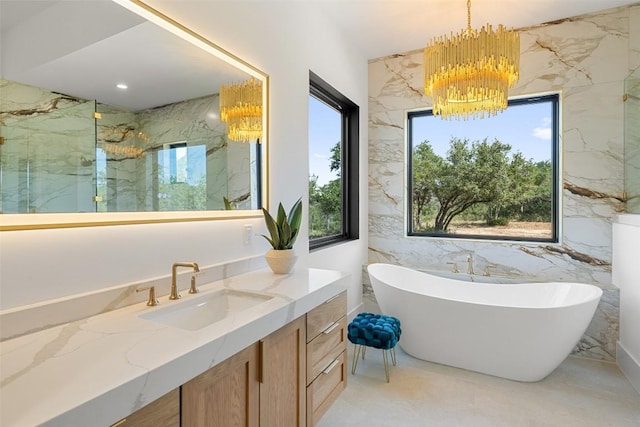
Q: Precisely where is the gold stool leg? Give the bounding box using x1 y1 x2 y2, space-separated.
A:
383 349 390 382
391 347 397 366
351 344 361 375
362 345 366 360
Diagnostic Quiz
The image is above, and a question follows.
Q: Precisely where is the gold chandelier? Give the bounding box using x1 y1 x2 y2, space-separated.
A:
219 77 263 143
423 0 520 120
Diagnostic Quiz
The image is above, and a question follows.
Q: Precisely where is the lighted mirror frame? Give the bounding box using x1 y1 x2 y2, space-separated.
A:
0 0 269 231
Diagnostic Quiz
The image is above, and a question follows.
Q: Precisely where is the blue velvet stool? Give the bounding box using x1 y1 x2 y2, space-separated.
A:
347 312 401 382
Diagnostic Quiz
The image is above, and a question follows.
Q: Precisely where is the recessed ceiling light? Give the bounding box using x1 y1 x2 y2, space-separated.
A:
116 83 128 90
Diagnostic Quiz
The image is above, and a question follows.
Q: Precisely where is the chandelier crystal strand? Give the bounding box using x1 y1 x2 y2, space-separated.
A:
423 0 519 120
219 77 263 143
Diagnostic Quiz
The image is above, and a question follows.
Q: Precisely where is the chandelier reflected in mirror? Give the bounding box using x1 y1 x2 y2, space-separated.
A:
423 0 520 120
219 77 263 143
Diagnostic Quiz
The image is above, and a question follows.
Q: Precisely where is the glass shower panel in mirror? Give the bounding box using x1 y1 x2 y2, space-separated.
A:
0 90 97 214
624 66 640 214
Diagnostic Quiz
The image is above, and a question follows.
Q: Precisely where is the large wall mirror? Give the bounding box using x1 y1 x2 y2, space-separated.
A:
0 0 268 230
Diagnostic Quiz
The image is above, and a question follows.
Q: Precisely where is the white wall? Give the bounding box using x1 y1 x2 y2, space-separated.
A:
0 2 367 314
614 215 640 393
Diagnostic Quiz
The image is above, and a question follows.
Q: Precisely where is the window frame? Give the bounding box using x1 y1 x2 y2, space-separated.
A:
309 71 359 250
406 93 560 243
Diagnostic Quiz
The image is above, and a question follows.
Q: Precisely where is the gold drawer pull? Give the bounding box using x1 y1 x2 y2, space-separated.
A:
322 321 340 334
111 418 127 427
322 359 340 375
325 293 342 304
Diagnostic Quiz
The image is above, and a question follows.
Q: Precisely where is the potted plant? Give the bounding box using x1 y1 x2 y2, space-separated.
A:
262 197 302 274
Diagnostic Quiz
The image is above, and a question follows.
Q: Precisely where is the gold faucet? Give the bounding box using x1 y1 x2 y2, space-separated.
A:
170 262 200 300
467 254 475 275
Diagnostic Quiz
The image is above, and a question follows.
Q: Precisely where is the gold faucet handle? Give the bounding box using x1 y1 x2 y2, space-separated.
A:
188 275 199 294
136 286 159 306
446 262 459 273
483 264 498 276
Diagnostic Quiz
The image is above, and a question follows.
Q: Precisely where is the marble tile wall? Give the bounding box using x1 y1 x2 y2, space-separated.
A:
96 104 140 212
226 140 256 210
134 94 233 211
0 79 97 213
368 5 640 361
101 93 254 211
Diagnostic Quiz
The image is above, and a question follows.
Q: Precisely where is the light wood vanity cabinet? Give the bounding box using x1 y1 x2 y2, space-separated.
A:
305 292 348 427
180 317 306 427
118 292 346 427
110 388 180 427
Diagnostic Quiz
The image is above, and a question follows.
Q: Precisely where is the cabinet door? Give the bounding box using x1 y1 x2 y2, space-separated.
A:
259 316 306 427
182 342 260 427
111 388 180 427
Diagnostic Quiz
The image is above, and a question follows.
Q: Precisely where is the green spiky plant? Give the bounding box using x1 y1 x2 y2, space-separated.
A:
261 197 302 250
223 196 234 210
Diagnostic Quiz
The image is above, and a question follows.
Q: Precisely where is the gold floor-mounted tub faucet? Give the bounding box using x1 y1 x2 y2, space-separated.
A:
170 262 200 300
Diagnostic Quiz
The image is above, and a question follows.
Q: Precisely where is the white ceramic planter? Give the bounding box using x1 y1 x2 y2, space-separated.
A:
264 249 297 274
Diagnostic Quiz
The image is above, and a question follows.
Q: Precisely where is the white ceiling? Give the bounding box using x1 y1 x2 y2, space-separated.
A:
0 0 250 111
1 0 636 110
313 0 639 60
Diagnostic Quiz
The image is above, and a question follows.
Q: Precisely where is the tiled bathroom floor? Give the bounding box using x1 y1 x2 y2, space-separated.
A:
318 346 640 427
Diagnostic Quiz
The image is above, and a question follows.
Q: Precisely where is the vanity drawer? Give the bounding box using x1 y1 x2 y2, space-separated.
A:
307 316 347 385
307 291 347 342
306 351 347 427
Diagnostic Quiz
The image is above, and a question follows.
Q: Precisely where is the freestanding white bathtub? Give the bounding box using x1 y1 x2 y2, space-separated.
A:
367 263 603 382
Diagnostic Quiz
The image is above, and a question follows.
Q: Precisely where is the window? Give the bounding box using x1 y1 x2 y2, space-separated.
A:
407 93 559 242
157 141 207 211
308 71 359 249
162 142 188 183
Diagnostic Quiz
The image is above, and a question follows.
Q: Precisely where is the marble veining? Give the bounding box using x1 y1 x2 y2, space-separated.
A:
0 268 349 427
367 4 639 362
0 255 267 341
0 79 84 124
577 288 620 360
1 80 97 213
564 182 627 204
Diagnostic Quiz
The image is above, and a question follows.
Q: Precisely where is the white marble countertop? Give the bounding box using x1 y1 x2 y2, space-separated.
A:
0 267 349 427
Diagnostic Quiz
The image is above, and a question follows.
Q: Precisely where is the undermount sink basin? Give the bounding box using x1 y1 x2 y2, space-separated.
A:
140 289 273 331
